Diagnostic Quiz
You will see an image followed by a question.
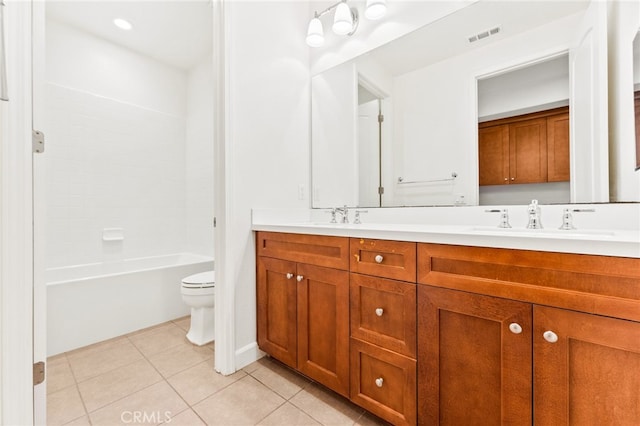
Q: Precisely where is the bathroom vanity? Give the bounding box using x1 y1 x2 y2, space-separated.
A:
254 210 640 425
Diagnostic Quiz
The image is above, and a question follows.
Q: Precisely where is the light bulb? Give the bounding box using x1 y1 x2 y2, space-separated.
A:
306 17 324 47
332 2 354 36
113 18 133 30
365 0 387 20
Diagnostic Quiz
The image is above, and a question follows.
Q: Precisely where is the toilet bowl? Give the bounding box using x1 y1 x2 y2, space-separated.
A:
181 271 215 346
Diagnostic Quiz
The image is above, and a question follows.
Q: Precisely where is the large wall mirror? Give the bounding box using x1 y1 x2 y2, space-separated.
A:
311 0 633 208
634 29 640 170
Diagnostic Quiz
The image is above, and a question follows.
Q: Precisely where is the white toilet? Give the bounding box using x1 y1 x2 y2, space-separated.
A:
180 271 215 346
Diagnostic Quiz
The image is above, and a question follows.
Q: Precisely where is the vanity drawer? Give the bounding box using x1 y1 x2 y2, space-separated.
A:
257 231 349 270
350 273 416 358
350 338 417 426
350 239 416 282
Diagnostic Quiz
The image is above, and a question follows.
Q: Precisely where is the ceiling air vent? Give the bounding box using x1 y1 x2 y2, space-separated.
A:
468 26 501 43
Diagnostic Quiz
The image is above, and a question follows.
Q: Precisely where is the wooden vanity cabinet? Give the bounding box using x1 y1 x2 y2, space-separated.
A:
349 238 417 426
479 107 569 186
417 243 640 425
256 232 350 397
418 285 532 425
257 231 640 424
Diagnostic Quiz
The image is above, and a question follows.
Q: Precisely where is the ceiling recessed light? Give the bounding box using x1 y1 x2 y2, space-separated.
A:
113 18 133 31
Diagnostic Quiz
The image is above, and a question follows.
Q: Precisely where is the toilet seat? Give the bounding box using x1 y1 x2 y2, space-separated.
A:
181 271 215 289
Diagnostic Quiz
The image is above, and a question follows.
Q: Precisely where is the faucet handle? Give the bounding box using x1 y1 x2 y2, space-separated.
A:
324 208 338 223
485 208 511 228
354 210 368 224
558 208 595 230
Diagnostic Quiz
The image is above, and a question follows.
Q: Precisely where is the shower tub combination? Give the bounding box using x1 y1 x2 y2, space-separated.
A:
47 253 214 356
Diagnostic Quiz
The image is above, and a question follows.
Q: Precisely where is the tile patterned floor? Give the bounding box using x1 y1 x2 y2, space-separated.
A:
47 317 389 425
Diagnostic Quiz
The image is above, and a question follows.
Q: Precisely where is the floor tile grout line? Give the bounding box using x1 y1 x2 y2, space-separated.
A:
54 353 94 422
245 365 327 426
174 360 247 409
71 334 166 417
63 340 147 385
252 399 289 425
50 317 386 426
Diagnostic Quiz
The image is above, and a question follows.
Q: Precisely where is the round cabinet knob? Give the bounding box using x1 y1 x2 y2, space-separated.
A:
286 273 293 279
543 330 559 343
296 275 304 282
374 254 384 264
375 377 384 388
509 323 523 334
504 177 508 181
375 308 384 317
511 177 515 181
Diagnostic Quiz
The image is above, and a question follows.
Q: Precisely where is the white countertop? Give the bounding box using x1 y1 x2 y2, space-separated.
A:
252 206 640 258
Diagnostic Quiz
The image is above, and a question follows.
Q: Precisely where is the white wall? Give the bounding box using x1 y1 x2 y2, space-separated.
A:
224 0 310 367
186 56 215 257
45 19 215 267
46 21 186 117
44 20 190 268
608 0 640 202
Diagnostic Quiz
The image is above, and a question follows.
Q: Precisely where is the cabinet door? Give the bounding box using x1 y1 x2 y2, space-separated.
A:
351 339 417 426
479 124 510 186
547 113 570 182
297 263 350 397
534 306 640 426
256 256 298 369
418 285 532 426
509 117 548 183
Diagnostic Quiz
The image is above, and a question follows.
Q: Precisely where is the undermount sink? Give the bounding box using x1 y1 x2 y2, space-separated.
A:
467 226 616 238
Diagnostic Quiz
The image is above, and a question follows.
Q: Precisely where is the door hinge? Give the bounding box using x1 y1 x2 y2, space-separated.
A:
32 129 45 154
378 186 385 195
378 114 384 123
33 361 45 386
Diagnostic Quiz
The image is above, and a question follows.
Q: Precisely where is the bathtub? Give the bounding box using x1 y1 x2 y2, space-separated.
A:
47 253 214 356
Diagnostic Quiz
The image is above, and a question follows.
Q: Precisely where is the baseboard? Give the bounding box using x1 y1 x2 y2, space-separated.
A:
234 341 265 370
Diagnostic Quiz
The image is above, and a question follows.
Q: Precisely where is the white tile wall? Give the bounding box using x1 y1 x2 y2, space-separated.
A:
44 20 214 268
45 84 188 267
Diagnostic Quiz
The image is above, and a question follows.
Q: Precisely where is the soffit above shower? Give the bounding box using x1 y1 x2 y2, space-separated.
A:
46 1 213 71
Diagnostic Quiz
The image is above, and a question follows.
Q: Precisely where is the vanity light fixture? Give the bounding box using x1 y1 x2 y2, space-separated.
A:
307 0 389 47
113 18 133 31
365 0 387 20
332 1 356 35
306 15 325 47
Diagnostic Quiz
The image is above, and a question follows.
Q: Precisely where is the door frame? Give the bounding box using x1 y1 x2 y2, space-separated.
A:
0 0 35 424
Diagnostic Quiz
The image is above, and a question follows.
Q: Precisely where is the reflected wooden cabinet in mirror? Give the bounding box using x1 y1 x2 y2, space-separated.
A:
478 106 570 186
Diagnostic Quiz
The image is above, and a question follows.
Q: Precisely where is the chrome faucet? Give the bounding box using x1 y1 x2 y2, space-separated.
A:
335 205 349 223
526 199 543 229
